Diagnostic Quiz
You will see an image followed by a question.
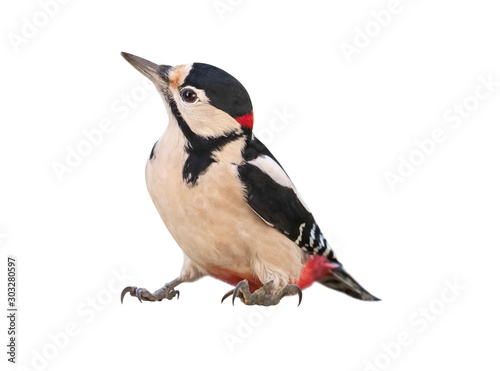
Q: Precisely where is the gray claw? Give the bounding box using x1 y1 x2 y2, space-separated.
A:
288 284 302 306
121 286 136 304
136 288 144 303
232 280 249 306
121 278 182 304
223 280 303 306
161 290 179 300
221 289 234 304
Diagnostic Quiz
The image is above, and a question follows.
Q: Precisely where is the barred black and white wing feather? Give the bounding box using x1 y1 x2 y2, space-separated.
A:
238 135 337 261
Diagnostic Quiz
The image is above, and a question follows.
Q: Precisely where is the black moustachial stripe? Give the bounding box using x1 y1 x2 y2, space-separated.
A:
182 151 214 185
165 89 250 185
149 140 158 160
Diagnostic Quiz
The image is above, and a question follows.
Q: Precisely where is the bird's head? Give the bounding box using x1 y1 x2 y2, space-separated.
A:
121 53 253 143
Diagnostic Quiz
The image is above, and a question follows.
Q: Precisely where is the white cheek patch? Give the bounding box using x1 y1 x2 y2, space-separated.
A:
174 93 241 138
249 155 312 213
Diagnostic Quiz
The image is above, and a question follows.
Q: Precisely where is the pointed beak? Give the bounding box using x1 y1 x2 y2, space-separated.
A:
121 52 170 84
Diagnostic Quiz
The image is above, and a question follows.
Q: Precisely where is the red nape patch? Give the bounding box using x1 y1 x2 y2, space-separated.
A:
294 255 340 289
234 111 254 130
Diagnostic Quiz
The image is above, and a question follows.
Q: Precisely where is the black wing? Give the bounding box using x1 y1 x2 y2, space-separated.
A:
238 135 336 261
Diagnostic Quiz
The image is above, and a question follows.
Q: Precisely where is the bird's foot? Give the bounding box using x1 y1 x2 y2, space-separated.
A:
121 279 180 303
221 280 302 306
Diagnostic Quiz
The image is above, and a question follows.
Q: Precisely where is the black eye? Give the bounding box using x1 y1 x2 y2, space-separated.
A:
181 88 197 103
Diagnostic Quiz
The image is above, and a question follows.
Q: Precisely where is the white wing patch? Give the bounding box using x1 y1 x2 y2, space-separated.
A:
248 155 312 213
249 155 294 188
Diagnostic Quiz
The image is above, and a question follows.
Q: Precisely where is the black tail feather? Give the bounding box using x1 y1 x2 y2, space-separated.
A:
319 266 380 301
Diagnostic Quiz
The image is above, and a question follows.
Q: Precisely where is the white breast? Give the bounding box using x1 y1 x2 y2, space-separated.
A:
145 122 304 290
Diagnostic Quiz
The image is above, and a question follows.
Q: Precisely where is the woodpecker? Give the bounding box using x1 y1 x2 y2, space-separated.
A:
120 52 380 306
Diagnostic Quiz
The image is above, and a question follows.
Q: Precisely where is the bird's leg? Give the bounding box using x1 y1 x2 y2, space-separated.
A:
221 280 302 306
121 277 183 304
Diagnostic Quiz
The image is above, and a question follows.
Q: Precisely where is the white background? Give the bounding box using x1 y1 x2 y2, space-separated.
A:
1 0 499 370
